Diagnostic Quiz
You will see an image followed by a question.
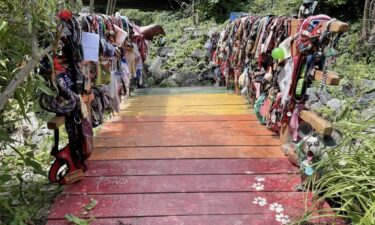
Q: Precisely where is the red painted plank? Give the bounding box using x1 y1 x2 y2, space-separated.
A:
98 121 274 137
84 159 298 176
94 135 280 147
90 146 285 160
63 174 301 194
46 215 285 225
48 192 312 219
109 114 258 123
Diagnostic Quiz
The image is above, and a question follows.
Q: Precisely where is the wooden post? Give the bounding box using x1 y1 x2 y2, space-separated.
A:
90 0 94 14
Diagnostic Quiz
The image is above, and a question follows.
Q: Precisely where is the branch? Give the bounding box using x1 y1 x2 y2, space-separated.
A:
0 46 52 113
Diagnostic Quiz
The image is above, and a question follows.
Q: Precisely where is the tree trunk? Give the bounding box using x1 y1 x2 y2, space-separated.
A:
362 0 371 40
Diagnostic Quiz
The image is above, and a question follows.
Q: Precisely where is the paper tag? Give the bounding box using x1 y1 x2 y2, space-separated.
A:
64 169 84 184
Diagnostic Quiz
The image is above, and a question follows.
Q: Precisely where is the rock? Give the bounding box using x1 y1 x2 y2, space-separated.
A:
207 27 219 37
318 91 332 104
157 46 174 57
306 88 318 104
197 62 206 70
192 30 204 38
31 125 52 145
168 67 178 74
362 79 375 92
326 98 343 112
361 106 375 121
21 113 39 138
310 102 323 111
191 49 206 59
149 57 164 73
183 58 196 67
173 72 197 86
152 69 169 83
357 92 375 106
178 35 189 44
182 78 199 86
160 37 167 46
160 77 178 87
341 83 355 97
200 69 215 80
147 77 156 86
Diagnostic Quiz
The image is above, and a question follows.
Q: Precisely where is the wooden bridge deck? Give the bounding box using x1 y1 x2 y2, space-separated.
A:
47 87 325 225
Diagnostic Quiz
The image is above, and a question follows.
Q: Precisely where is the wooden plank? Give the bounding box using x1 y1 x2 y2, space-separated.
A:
119 105 251 116
47 116 65 130
84 159 298 176
90 146 285 160
63 174 301 194
98 121 275 137
326 20 349 33
313 70 340 85
109 114 258 122
48 215 346 225
48 192 312 219
299 110 333 135
93 135 280 148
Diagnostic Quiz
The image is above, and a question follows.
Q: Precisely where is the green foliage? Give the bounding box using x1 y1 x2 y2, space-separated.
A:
0 1 82 225
64 214 94 225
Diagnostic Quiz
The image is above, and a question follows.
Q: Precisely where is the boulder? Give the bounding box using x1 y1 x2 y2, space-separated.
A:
160 77 178 87
147 77 156 86
326 98 344 112
361 106 375 121
341 83 355 97
357 92 375 106
157 46 173 57
152 69 169 83
310 102 323 111
191 48 206 59
183 58 196 67
179 35 189 44
362 79 375 92
173 72 197 86
318 91 332 104
149 56 164 73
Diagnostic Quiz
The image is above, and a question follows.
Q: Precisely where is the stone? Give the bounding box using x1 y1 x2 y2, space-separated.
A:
362 79 375 92
157 46 173 57
318 91 332 105
147 77 156 86
361 106 375 121
21 113 39 138
152 69 169 83
178 35 189 44
197 62 206 70
310 102 323 111
191 49 206 59
326 98 343 112
183 58 196 67
173 72 197 86
192 30 204 38
341 83 355 97
182 78 199 86
357 92 375 106
207 27 219 37
149 57 164 74
306 88 318 105
160 77 178 87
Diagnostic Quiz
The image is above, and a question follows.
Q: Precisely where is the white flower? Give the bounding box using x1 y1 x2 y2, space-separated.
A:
255 176 266 182
252 183 265 191
269 203 284 213
275 213 290 224
252 197 267 206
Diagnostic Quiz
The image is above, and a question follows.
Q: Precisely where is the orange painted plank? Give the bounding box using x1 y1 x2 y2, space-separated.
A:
108 114 258 122
98 121 275 137
63 174 301 194
48 192 312 219
84 159 298 176
90 146 285 160
94 136 280 148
